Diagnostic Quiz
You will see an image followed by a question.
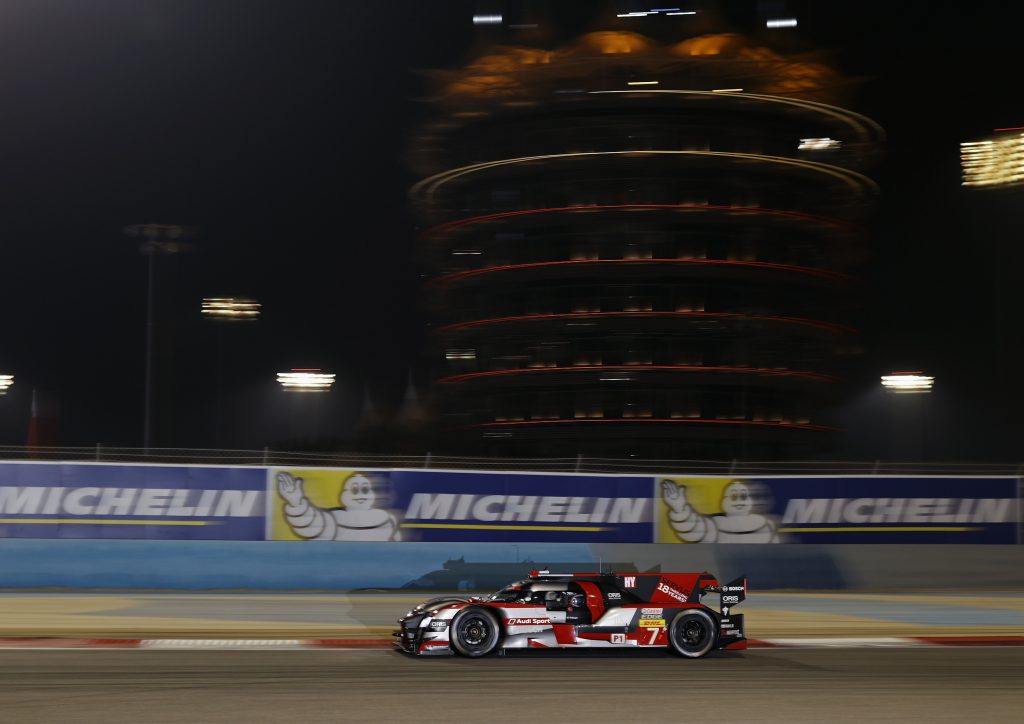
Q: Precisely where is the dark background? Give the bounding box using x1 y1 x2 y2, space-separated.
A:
0 0 1021 459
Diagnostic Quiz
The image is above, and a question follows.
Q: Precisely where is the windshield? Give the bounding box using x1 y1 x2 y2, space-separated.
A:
487 581 530 602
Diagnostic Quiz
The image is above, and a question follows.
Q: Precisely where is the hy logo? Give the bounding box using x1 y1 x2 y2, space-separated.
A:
624 576 637 588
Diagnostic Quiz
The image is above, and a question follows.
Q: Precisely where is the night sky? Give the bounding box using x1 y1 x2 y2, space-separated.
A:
1 1 1021 460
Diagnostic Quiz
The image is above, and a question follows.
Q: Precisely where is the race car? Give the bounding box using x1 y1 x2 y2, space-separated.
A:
394 569 746 658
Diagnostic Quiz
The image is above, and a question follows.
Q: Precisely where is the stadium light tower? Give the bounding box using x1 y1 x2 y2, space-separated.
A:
201 297 261 320
881 370 934 461
277 369 335 392
961 128 1024 188
881 371 934 394
202 297 260 444
124 224 197 451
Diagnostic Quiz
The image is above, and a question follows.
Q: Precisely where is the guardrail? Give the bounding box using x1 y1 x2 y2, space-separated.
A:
1 446 1021 475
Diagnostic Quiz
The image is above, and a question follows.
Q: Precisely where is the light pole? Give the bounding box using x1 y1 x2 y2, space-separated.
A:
277 369 335 442
124 224 196 451
202 298 261 444
0 374 12 396
881 371 934 461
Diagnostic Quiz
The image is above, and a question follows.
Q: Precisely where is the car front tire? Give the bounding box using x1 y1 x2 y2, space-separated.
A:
450 608 501 657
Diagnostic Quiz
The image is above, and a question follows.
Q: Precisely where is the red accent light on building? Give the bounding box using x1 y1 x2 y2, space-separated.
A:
438 365 838 385
473 418 836 432
419 204 854 240
436 311 856 335
429 258 852 287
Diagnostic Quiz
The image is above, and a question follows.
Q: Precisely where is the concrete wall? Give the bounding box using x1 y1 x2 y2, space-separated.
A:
0 540 596 590
2 540 1022 591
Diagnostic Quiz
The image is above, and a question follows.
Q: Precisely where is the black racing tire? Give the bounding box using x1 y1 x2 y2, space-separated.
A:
668 610 717 658
450 607 501 657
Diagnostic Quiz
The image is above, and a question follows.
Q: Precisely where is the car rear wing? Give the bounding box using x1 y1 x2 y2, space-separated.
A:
718 575 746 611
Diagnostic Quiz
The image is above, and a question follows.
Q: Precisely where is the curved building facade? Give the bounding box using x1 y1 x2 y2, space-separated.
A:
412 32 883 458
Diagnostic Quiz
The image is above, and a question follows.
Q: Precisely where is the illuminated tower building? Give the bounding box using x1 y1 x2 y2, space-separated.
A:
412 31 883 458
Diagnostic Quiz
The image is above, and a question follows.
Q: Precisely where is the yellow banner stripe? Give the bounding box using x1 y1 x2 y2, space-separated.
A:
0 519 210 526
401 522 611 532
779 526 982 533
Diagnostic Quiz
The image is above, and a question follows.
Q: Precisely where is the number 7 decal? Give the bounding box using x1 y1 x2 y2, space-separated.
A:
647 627 660 645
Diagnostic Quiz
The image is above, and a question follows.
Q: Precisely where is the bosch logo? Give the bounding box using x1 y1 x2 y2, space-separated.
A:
722 595 740 604
723 585 745 592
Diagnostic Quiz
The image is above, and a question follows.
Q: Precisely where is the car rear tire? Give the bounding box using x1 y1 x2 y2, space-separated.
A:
450 608 501 657
668 610 716 658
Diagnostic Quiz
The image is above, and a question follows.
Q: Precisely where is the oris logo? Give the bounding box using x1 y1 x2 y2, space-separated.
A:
722 595 740 604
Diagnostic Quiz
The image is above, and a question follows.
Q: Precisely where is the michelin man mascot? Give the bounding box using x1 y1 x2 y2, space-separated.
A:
277 471 400 541
661 479 778 543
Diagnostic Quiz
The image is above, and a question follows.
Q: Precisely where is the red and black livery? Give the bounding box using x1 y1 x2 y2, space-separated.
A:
394 569 747 658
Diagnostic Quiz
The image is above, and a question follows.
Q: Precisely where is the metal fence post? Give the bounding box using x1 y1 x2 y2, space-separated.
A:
575 453 583 473
95 443 102 462
424 452 432 469
262 446 270 466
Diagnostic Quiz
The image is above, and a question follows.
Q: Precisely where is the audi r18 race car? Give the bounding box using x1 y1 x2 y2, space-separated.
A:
394 569 746 658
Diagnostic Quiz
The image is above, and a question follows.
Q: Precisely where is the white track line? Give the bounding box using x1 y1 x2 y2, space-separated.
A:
761 637 925 648
140 639 303 649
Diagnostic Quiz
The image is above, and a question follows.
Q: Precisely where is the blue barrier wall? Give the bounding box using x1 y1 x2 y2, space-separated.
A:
3 539 1024 590
0 540 598 590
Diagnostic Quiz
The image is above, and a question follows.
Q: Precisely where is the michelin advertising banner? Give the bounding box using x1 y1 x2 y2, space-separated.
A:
657 476 1019 544
269 468 653 543
0 463 265 540
0 463 1018 544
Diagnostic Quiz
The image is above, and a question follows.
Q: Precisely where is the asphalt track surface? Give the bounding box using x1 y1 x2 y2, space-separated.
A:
1 647 1021 723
